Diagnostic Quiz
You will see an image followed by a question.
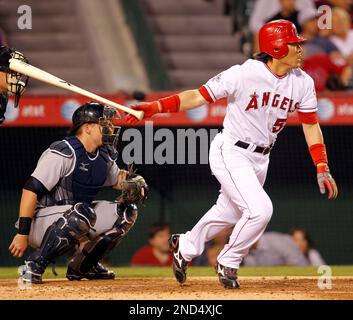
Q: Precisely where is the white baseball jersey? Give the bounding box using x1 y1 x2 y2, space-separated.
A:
203 59 318 147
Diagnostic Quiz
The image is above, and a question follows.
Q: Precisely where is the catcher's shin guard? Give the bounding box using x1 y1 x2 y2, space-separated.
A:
23 203 96 281
66 203 138 280
169 234 189 284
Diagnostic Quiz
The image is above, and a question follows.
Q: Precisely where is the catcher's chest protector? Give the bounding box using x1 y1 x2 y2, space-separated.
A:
64 136 109 204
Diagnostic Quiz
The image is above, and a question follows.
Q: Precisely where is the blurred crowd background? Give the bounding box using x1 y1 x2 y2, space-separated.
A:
0 0 352 267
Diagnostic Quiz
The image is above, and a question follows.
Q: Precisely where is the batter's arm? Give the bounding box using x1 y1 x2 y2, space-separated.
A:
302 123 324 154
302 122 338 199
154 89 208 112
176 89 208 111
126 89 209 124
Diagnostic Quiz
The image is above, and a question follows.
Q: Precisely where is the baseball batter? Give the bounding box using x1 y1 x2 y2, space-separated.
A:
0 46 29 123
9 102 148 283
126 20 338 288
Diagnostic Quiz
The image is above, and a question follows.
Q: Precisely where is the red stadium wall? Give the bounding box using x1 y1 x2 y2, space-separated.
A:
2 91 353 127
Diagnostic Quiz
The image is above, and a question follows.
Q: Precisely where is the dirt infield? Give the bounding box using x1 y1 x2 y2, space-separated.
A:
1 276 353 300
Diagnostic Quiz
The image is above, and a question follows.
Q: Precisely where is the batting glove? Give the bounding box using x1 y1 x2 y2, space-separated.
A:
317 164 338 200
126 101 159 124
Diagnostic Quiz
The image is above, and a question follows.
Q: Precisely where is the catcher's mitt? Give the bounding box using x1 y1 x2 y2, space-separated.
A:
117 166 149 205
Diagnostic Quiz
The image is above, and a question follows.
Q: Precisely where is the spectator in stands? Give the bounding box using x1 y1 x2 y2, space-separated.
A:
131 223 173 266
300 9 352 91
290 227 326 266
0 27 8 46
131 90 146 101
299 11 320 40
249 0 316 52
243 231 310 266
329 0 352 11
302 54 352 91
267 0 302 33
329 7 353 64
300 10 341 58
124 90 147 108
193 226 233 266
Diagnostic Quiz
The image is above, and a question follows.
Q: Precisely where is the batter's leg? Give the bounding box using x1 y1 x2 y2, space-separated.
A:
170 134 244 284
179 190 241 262
171 134 272 286
214 148 273 270
170 190 240 284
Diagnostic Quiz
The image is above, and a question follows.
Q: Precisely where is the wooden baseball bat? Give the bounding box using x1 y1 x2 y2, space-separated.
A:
8 58 144 121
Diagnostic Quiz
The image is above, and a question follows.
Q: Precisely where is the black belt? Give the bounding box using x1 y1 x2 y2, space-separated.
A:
235 140 273 155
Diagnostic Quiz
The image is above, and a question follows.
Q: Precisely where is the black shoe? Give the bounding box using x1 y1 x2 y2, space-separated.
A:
66 262 115 281
169 234 188 284
86 262 115 280
216 263 240 289
20 261 43 284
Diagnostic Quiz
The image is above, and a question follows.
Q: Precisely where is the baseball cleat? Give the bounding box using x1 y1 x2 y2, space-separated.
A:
19 261 43 284
66 262 115 281
169 234 188 284
216 263 240 289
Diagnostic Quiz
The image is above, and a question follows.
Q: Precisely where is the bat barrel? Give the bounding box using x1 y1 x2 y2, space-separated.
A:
8 58 144 121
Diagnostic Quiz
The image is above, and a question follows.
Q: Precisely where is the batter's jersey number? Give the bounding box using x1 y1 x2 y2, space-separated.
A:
272 118 287 133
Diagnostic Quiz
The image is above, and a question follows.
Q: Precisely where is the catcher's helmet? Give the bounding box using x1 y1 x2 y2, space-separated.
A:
258 19 306 59
70 102 121 148
71 102 104 131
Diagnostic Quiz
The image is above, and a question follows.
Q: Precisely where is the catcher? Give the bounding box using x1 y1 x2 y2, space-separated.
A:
8 102 148 283
0 46 29 123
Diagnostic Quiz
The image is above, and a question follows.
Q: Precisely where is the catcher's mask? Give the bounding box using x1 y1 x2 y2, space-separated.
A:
0 47 29 108
70 102 121 149
100 106 121 148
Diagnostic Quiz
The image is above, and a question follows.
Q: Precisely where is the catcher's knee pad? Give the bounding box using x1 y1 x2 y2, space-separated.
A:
116 202 138 232
68 203 138 274
64 202 97 234
26 203 96 274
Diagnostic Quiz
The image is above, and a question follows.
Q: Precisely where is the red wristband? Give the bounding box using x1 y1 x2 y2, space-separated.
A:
317 164 329 173
309 143 328 166
158 94 180 113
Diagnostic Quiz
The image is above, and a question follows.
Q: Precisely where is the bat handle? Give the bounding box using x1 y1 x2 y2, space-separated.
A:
131 109 144 121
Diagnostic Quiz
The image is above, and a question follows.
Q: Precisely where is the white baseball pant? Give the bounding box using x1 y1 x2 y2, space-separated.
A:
179 131 273 269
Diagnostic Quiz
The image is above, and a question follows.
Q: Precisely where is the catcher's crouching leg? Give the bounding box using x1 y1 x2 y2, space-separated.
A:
66 202 138 281
21 203 96 284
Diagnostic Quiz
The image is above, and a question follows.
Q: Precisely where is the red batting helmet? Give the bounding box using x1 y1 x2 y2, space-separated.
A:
258 20 306 59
